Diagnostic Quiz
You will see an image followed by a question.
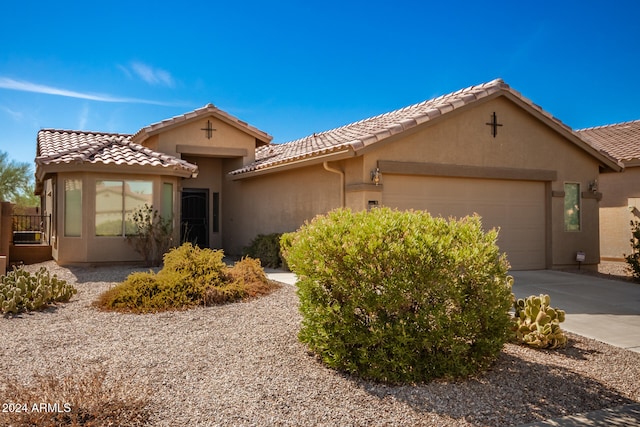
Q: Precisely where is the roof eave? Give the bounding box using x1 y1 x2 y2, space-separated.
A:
132 105 273 145
35 161 198 180
499 91 624 173
228 148 356 180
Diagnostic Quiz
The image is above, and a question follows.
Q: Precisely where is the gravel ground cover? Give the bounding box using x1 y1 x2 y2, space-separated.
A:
1 261 639 426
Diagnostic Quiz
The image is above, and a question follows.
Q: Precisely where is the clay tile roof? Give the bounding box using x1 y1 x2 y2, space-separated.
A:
576 120 640 163
230 78 621 176
36 129 198 177
132 103 272 145
227 79 505 175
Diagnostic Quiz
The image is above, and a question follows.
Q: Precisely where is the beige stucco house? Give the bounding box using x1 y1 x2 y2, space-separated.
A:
34 79 622 270
578 120 640 262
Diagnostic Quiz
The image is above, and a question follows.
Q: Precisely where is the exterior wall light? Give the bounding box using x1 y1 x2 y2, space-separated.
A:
588 180 598 194
371 167 381 186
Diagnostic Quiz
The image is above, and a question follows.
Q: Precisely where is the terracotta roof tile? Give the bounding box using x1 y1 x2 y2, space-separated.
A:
577 120 640 163
230 79 509 175
36 129 198 176
230 79 621 176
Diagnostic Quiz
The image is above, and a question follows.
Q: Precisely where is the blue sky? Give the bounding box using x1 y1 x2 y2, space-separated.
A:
1 0 639 167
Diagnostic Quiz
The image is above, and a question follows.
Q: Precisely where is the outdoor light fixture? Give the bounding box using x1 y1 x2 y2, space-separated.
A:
588 180 598 194
371 167 381 186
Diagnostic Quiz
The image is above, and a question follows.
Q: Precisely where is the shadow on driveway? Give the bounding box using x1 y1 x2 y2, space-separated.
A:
511 270 640 352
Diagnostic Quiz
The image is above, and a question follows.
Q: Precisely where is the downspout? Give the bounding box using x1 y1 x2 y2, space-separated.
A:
323 161 345 207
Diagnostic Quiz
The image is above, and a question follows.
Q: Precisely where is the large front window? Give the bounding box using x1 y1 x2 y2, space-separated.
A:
96 180 153 236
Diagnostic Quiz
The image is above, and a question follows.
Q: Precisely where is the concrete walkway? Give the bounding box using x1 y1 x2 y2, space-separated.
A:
511 270 640 353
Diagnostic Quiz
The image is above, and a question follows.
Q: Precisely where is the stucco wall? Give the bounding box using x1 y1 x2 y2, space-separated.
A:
599 166 640 261
222 163 342 255
151 117 257 165
357 97 603 268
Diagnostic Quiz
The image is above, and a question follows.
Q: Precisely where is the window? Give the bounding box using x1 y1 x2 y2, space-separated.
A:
564 183 581 232
213 192 220 233
64 179 82 237
162 183 173 220
96 180 153 236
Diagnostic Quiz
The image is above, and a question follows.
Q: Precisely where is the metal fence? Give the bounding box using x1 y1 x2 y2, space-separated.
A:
11 214 51 244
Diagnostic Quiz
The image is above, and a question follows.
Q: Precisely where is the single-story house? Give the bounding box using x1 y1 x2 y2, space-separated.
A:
34 78 622 270
577 120 640 262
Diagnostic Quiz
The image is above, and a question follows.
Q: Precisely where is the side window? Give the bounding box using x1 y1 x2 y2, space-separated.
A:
64 179 82 237
564 183 581 232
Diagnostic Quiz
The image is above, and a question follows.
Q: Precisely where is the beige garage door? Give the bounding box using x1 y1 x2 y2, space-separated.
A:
382 176 546 270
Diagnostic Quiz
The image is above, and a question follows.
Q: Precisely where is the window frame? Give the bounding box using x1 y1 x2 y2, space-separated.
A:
95 179 153 237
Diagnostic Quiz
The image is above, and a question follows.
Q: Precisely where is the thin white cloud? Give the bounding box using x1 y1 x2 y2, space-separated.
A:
0 77 176 106
0 105 24 121
130 62 175 88
78 104 89 129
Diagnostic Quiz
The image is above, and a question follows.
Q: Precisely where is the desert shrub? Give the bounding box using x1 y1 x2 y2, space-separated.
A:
226 257 281 299
0 368 150 426
95 243 278 313
282 207 513 384
625 219 640 279
126 204 174 267
243 233 285 268
512 293 567 349
0 266 77 314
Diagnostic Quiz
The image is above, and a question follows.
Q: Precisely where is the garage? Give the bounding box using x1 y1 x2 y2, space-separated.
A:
382 175 547 270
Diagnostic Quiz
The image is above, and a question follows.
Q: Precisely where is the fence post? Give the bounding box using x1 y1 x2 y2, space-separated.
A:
0 202 13 258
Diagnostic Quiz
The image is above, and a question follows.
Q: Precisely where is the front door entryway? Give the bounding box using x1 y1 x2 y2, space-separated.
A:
181 189 208 247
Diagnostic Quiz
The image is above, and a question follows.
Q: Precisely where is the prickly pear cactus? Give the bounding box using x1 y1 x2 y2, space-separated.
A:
512 293 567 349
0 266 77 315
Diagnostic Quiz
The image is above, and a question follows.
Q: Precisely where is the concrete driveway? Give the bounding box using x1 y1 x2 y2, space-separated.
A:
511 270 640 353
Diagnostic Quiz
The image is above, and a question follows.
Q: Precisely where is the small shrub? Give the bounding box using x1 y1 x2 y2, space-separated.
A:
0 368 150 426
282 207 513 384
94 243 279 313
126 204 174 267
625 219 640 279
243 233 285 268
0 266 77 314
227 257 281 299
512 294 567 349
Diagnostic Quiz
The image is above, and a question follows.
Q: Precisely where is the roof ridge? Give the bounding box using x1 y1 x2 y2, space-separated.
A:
282 79 506 144
39 128 132 138
576 119 640 132
36 132 130 162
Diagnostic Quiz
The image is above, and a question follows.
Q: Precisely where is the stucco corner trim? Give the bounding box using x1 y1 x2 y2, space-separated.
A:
176 144 248 158
378 160 557 182
582 191 603 201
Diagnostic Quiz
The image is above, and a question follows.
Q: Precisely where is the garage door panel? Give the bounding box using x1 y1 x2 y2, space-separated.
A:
382 176 546 270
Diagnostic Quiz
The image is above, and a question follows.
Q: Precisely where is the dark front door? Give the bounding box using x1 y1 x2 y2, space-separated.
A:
181 189 208 247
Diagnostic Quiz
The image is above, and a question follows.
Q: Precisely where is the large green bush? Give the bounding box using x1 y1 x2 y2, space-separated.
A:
0 266 77 314
282 208 513 383
243 233 285 269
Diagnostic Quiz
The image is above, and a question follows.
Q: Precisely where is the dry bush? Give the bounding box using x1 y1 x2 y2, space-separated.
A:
0 368 151 426
227 256 282 298
94 244 281 313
